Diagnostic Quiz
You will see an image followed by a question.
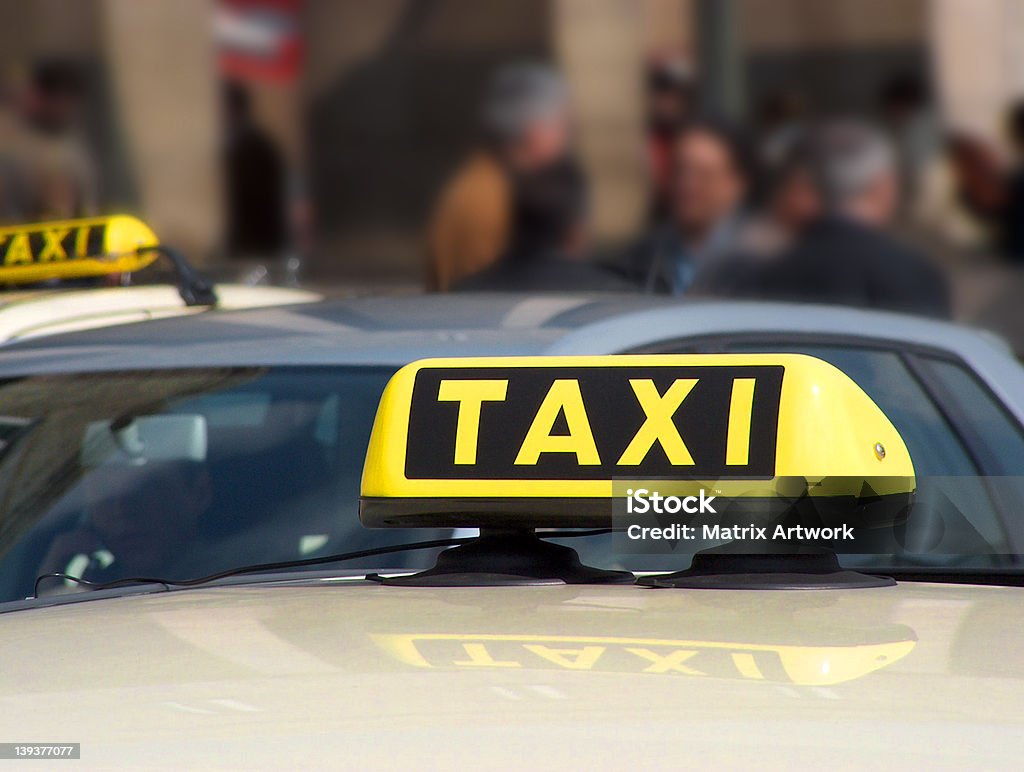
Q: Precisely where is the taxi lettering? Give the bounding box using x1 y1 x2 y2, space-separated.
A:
404 365 784 480
0 225 101 266
361 354 917 532
616 378 697 466
438 377 708 468
514 379 600 465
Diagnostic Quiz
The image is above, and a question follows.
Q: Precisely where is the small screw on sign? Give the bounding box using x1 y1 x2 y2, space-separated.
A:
874 443 886 460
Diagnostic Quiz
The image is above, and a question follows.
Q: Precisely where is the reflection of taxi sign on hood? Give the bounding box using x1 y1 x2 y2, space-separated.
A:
373 631 916 686
0 215 160 284
359 355 916 588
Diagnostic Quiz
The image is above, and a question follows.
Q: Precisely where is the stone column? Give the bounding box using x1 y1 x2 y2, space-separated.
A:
930 0 1024 147
553 0 649 243
101 0 222 263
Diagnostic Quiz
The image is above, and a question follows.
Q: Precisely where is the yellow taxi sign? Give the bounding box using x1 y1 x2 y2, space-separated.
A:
359 354 915 527
0 215 160 284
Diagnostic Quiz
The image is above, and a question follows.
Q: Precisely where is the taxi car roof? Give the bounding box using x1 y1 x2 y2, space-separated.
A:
0 293 1019 418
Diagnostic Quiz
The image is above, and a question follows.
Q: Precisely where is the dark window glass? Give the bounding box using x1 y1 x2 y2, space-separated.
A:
918 357 1024 475
0 367 448 603
561 340 1013 571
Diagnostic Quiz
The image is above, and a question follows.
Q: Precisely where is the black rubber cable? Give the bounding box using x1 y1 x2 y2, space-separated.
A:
32 528 613 598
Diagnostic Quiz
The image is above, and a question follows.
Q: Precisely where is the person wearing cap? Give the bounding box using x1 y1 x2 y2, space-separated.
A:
426 62 576 291
720 119 951 318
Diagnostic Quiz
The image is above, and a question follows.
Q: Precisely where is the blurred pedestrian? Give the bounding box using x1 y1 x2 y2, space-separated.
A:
720 120 950 318
646 55 696 222
1001 102 1024 262
427 62 575 291
222 80 288 262
452 160 633 293
624 119 751 294
913 131 1006 252
755 89 806 174
693 131 818 295
878 74 941 213
0 60 98 222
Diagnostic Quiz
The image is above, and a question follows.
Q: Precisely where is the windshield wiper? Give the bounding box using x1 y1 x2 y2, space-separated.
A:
31 529 612 599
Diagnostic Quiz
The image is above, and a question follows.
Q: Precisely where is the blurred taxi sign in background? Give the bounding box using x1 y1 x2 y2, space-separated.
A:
360 354 915 528
0 213 321 345
0 215 159 285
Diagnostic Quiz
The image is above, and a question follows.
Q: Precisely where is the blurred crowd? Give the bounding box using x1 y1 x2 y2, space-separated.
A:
0 60 292 271
427 59 1024 319
0 60 97 223
2 54 1024 322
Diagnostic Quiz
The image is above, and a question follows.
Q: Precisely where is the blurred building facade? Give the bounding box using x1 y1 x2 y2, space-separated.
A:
0 0 1020 281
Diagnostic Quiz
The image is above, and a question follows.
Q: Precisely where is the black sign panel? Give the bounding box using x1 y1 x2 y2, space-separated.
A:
0 224 105 265
405 365 784 480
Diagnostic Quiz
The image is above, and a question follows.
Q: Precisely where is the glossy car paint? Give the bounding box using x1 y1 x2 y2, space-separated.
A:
2 296 1023 768
0 285 320 343
1 581 1021 768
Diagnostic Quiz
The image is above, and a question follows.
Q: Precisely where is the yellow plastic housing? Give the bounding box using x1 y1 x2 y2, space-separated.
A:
360 354 915 504
0 215 160 284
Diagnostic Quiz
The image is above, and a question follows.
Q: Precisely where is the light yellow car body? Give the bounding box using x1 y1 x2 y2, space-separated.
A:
2 579 1021 769
0 284 320 344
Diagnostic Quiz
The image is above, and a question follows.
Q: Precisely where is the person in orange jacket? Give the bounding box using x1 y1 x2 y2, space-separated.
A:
426 62 577 291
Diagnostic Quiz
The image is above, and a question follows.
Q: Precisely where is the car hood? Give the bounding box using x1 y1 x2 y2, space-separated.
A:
2 580 1021 769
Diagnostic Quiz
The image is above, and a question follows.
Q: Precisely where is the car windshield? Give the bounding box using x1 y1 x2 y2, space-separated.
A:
0 366 455 603
2 356 1020 605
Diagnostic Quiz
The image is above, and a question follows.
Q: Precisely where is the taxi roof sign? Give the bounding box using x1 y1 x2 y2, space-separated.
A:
0 215 159 285
359 354 915 528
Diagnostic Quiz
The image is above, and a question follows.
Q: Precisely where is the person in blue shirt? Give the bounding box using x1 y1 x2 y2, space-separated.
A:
624 118 752 294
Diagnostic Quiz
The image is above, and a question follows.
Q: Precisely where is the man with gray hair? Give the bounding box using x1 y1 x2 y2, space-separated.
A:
714 119 950 317
807 120 899 221
427 62 576 291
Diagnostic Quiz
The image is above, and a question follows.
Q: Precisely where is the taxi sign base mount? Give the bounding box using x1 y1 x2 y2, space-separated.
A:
638 548 895 590
375 528 634 587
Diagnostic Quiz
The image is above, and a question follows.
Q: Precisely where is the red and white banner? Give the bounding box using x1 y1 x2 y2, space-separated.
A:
216 0 303 84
